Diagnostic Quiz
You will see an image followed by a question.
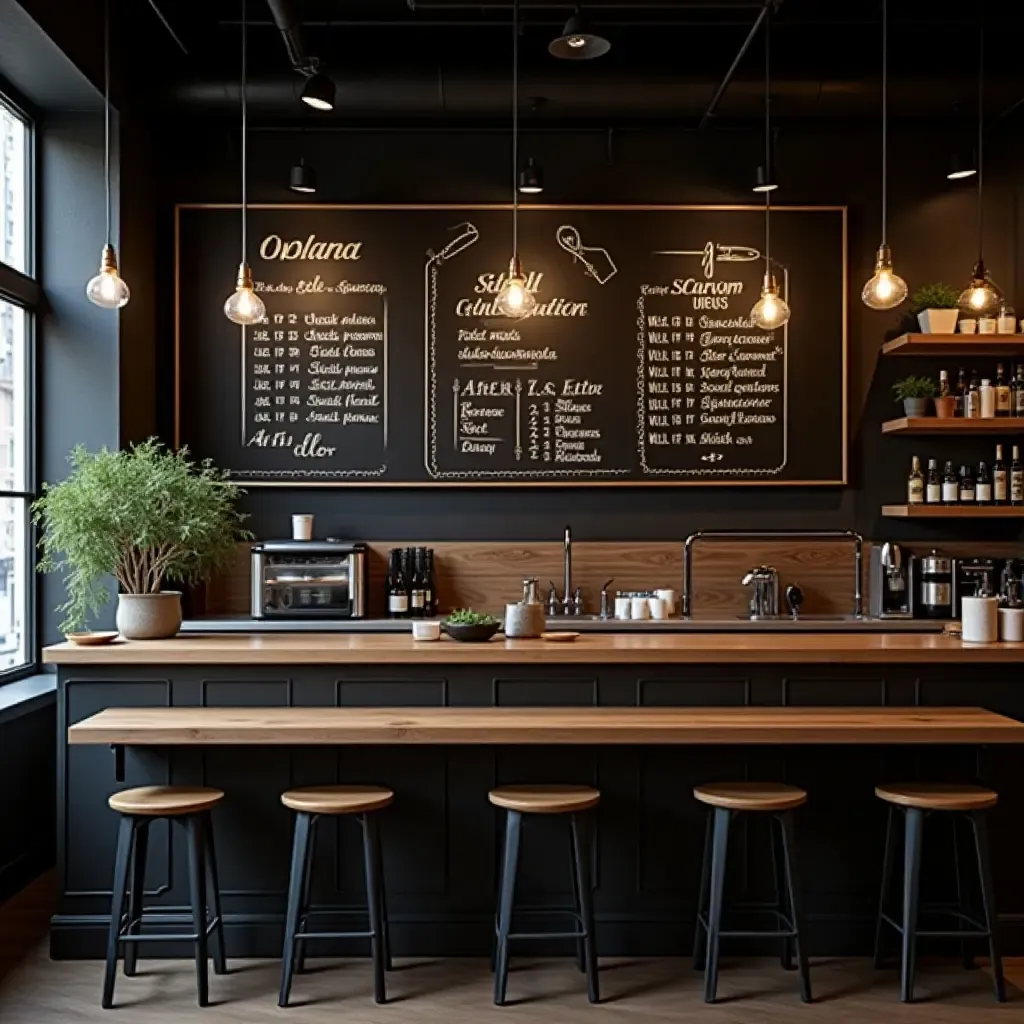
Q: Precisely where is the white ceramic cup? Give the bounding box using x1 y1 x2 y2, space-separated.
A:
648 597 668 620
291 514 314 541
998 314 1017 334
630 596 650 620
962 596 999 643
978 317 997 335
999 607 1024 643
614 596 631 620
655 588 677 616
412 620 441 641
959 318 977 334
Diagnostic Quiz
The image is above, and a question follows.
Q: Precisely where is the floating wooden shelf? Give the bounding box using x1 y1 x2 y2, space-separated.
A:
881 333 1024 356
882 416 1024 435
882 504 1024 519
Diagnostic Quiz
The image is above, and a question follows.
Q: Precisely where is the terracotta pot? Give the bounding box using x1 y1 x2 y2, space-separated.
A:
115 592 183 640
934 395 956 418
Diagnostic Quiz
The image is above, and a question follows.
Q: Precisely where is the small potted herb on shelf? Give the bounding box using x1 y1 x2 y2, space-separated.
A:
442 609 502 643
893 374 936 418
909 282 960 334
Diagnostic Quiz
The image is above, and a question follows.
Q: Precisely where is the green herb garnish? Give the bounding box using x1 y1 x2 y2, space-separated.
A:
444 609 500 626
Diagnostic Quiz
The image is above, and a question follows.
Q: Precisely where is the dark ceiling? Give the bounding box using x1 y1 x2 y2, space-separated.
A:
131 0 1024 124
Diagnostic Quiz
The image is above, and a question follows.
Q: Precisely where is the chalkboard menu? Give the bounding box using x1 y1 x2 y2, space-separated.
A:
176 204 846 486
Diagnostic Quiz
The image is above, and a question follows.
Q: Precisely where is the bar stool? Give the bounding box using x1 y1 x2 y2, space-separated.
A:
873 782 1005 1003
278 785 393 1007
489 784 600 1006
102 785 227 1009
693 782 812 1004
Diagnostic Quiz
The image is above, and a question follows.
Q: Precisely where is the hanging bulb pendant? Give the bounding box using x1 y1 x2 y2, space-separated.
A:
959 258 1003 316
495 255 537 318
862 244 908 310
750 272 790 330
86 244 131 309
224 262 266 325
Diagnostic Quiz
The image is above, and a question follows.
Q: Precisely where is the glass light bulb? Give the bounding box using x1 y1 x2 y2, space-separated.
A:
495 261 538 318
86 268 131 309
567 35 587 48
750 278 791 330
862 267 908 310
224 285 266 325
958 267 1003 318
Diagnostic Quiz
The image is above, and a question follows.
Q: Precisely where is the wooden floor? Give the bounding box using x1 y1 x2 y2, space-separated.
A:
1 875 1022 1022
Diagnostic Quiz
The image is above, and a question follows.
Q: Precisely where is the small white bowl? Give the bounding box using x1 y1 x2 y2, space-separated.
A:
412 620 441 641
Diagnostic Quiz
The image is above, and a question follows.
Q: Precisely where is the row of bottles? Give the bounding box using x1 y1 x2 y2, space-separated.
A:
940 364 1024 418
908 445 1024 505
386 546 437 618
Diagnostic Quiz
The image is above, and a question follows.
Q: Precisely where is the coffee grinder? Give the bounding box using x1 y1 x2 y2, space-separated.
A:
869 542 913 618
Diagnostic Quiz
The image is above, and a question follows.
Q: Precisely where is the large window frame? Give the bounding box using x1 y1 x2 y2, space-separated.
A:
0 80 38 683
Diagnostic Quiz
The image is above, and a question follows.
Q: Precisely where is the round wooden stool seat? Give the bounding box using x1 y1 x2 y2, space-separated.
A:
694 781 807 812
280 785 394 815
875 782 998 812
489 784 600 814
108 786 225 817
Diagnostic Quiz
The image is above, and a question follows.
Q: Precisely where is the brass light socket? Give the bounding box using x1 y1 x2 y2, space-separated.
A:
508 254 524 280
99 243 119 275
235 262 254 290
874 244 893 271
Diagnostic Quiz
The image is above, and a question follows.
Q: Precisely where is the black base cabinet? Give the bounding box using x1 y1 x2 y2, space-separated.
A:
52 663 1024 959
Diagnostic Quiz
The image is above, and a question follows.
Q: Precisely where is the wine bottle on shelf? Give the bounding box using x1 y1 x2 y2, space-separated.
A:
387 549 409 619
977 461 992 504
1013 446 1024 505
404 548 422 618
938 369 950 399
942 460 959 504
994 444 1008 504
907 456 924 504
996 363 1011 416
955 367 967 417
422 548 437 617
925 458 941 503
1015 366 1024 416
958 464 975 503
966 370 981 418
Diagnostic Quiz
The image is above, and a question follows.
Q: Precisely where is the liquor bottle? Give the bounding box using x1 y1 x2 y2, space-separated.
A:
386 549 409 618
1013 446 1024 505
959 464 976 503
1016 366 1024 416
942 460 959 504
993 444 1008 503
955 367 967 416
996 363 1011 416
977 461 992 504
409 548 426 618
925 458 941 503
423 548 436 617
966 370 981 418
938 369 950 398
907 456 924 504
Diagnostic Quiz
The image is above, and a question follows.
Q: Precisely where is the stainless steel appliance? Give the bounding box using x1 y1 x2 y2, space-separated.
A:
251 540 368 619
954 557 999 618
741 565 780 619
1001 559 1024 607
916 550 953 619
869 542 913 619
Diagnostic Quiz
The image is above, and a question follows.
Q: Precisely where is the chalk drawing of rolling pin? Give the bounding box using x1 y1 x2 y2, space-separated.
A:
556 224 619 285
654 241 760 279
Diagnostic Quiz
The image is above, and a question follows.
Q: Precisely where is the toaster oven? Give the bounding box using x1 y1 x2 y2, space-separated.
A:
250 540 368 619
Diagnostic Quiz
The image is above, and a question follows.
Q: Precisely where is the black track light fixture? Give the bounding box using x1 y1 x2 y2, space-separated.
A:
518 157 544 194
752 165 778 193
947 150 977 181
301 71 335 111
549 7 611 60
290 159 316 194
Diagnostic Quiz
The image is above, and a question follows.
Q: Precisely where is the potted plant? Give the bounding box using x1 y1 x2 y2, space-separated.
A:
33 439 249 639
892 375 936 418
909 282 960 334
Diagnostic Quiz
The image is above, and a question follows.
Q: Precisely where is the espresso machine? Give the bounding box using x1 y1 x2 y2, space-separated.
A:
954 557 1000 618
868 542 913 618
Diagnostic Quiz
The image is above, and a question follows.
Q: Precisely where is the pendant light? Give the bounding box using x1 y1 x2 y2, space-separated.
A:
289 158 317 193
947 150 977 181
301 70 335 112
85 0 130 309
495 0 537 318
518 157 544 194
958 19 1003 317
861 0 908 311
224 0 266 326
548 7 611 61
749 7 789 331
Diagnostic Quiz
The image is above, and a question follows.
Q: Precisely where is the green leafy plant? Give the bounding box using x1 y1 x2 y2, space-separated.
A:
892 375 936 402
444 609 500 626
32 439 251 632
908 283 960 313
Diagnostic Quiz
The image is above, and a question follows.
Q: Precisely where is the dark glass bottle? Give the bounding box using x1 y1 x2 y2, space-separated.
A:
994 444 1008 504
996 363 1011 416
966 370 981 419
925 458 941 503
958 464 975 503
386 549 409 619
1016 366 1024 416
423 548 436 617
1013 446 1024 505
942 460 959 504
955 367 967 416
976 461 992 504
409 548 426 618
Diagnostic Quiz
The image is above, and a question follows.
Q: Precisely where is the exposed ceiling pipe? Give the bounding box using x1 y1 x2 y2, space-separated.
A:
264 0 316 75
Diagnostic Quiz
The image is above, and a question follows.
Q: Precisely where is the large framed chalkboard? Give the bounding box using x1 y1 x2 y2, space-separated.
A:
175 204 847 486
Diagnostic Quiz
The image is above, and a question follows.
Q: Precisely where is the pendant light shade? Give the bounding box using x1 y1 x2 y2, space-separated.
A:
751 273 790 330
947 150 977 180
301 71 335 111
549 8 610 60
86 0 130 309
752 164 777 193
289 159 317 193
518 157 544 194
224 0 265 326
861 0 907 311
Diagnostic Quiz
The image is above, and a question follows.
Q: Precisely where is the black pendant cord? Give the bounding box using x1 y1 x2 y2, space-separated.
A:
762 5 771 276
241 0 248 267
976 16 984 264
880 0 887 247
512 0 519 259
103 0 111 246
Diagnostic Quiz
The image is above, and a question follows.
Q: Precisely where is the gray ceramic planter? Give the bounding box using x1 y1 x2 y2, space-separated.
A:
115 592 183 640
903 397 932 417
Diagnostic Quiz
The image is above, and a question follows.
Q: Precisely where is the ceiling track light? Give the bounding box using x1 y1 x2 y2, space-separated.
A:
86 0 130 309
301 69 335 111
549 7 611 61
862 0 908 311
518 157 544 195
290 158 317 193
947 150 977 181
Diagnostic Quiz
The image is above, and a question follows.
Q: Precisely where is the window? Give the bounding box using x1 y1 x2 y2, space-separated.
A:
0 88 33 678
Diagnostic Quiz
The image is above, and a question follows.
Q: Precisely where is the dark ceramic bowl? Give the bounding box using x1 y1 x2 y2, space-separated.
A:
443 621 502 643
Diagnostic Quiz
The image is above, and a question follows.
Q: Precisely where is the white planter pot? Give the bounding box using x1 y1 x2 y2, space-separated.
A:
115 592 183 640
917 309 959 334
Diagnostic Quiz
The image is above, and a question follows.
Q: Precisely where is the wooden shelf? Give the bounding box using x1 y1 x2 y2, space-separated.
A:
882 504 1024 518
881 333 1024 356
882 416 1024 435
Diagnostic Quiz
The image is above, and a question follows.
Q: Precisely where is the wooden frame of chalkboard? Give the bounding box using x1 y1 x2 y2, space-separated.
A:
175 203 847 487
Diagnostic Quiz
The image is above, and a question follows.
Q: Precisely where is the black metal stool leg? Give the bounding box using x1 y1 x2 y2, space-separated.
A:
101 815 135 1009
970 810 1006 1003
295 817 315 976
571 811 600 1004
278 811 313 1008
185 814 210 1007
692 810 713 972
494 809 522 1006
771 815 794 971
202 811 227 976
900 807 924 1004
123 819 149 978
703 807 730 1004
873 805 896 969
362 813 387 1005
568 818 585 974
779 811 812 1003
374 816 392 971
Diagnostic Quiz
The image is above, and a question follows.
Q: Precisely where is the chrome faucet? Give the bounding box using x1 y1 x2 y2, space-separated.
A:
548 526 581 615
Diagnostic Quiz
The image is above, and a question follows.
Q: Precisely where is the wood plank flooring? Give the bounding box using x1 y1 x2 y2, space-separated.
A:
1 874 1021 1022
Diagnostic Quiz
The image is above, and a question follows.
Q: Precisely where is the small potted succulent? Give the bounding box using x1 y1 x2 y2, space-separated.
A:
442 608 502 643
892 375 936 417
909 282 960 334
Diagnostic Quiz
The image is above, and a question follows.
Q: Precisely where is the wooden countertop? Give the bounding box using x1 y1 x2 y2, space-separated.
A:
67 706 1024 746
42 631 1024 665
